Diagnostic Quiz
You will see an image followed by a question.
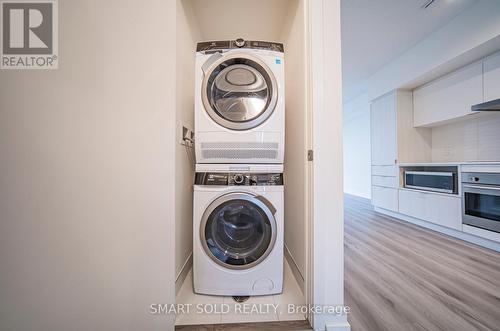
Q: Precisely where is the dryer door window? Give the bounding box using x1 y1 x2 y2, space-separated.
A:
201 193 277 270
202 54 278 131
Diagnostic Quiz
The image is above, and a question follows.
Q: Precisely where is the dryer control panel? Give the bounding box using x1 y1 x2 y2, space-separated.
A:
197 39 284 53
195 172 283 186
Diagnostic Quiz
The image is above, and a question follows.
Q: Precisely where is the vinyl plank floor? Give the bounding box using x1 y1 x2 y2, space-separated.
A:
176 196 500 331
344 195 500 331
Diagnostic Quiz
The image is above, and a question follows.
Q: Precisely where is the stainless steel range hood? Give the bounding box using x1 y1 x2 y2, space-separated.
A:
471 98 500 111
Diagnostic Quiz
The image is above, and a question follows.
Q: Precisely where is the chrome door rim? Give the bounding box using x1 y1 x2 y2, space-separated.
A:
200 192 277 270
462 184 500 231
201 53 279 131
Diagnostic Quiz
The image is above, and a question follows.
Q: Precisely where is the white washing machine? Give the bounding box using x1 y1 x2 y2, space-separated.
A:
193 164 284 296
195 39 285 164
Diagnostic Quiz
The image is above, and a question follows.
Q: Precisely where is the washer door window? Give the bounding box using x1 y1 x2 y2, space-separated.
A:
201 193 277 270
202 53 278 131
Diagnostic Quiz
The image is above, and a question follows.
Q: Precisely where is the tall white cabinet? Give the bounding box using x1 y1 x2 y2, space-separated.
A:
371 92 397 166
370 90 431 211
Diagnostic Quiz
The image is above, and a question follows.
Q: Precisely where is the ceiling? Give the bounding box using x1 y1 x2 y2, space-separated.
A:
341 0 478 102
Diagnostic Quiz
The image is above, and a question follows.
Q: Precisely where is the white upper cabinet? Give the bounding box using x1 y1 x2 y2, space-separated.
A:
484 52 500 102
371 92 397 166
413 61 483 127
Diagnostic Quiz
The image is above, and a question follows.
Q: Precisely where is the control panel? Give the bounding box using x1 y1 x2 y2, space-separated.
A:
195 172 283 186
462 172 500 185
197 39 284 53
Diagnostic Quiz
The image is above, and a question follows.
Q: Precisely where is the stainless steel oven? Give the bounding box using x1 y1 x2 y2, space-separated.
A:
404 171 456 194
462 172 500 233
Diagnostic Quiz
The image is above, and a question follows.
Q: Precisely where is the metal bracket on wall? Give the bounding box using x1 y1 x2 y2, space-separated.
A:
308 150 314 161
181 126 195 147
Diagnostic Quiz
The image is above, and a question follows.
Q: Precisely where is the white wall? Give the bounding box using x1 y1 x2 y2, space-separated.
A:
175 0 200 289
189 0 291 41
343 93 371 199
432 112 500 162
368 0 500 101
0 1 176 330
282 0 307 287
310 0 349 329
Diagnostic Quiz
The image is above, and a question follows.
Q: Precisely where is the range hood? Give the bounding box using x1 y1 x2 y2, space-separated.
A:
471 98 500 112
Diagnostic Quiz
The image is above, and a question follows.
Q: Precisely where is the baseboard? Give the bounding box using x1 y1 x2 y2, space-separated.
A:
313 316 350 331
325 322 351 331
284 244 305 294
344 193 371 204
374 207 500 253
175 253 192 295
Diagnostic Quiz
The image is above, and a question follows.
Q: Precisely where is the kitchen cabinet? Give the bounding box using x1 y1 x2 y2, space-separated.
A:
483 51 500 102
398 189 462 230
370 92 398 210
371 92 397 166
372 186 398 212
372 175 398 188
372 165 399 177
371 90 432 166
413 61 483 127
370 90 431 210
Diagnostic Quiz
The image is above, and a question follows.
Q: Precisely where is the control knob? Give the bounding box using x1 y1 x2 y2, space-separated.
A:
235 38 245 47
233 173 245 185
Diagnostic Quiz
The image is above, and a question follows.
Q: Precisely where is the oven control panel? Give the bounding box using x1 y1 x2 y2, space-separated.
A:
195 172 283 186
462 172 500 185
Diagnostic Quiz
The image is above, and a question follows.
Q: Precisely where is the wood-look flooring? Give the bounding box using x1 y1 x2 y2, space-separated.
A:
176 196 500 330
345 195 500 331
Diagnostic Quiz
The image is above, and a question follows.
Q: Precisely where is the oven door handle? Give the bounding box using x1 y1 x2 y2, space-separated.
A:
462 184 500 191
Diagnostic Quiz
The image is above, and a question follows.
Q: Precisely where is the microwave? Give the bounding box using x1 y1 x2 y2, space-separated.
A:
404 171 456 194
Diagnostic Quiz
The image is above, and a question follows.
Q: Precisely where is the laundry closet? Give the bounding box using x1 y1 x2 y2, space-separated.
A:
173 0 345 329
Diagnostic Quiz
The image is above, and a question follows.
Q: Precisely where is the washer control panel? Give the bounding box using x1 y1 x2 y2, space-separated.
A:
197 39 284 53
195 172 283 186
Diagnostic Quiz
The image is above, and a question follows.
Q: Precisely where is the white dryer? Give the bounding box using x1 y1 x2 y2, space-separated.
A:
195 39 285 164
193 164 284 296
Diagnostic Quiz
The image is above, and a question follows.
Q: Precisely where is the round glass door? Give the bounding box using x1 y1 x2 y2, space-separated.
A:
201 53 278 131
201 193 277 270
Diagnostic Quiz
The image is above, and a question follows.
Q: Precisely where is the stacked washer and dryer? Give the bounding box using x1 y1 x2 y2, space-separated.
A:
193 39 285 296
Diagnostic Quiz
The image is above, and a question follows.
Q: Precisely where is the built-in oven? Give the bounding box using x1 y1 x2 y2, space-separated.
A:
404 171 456 194
462 172 500 233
